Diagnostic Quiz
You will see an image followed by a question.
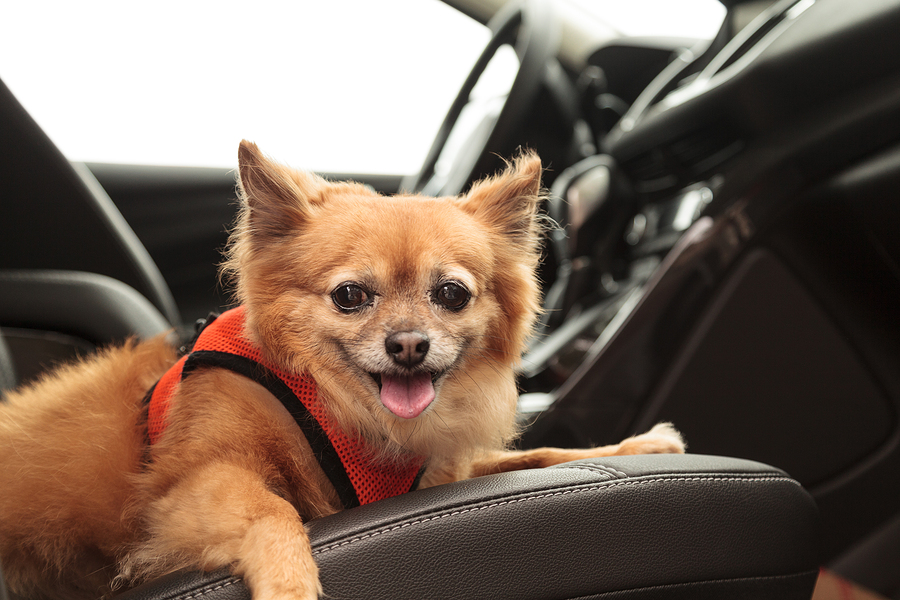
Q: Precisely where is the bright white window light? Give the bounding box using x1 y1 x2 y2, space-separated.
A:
1 0 487 173
0 0 724 174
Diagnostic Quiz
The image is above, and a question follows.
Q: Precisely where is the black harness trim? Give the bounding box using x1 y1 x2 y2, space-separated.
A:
183 350 362 510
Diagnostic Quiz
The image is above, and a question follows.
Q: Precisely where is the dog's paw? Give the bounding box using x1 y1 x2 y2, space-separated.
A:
616 422 686 455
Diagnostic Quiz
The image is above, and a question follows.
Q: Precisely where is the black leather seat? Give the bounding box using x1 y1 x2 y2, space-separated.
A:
117 454 819 600
0 78 179 327
0 75 177 388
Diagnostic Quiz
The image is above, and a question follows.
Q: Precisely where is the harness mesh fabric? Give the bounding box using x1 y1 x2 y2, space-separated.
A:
147 306 425 506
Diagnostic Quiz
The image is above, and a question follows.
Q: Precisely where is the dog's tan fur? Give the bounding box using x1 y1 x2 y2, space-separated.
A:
0 142 684 600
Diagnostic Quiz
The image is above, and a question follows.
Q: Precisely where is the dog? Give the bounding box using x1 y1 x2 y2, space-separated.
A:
0 141 684 600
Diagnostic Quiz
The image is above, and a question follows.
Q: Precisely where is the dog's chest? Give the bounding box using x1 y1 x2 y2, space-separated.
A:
146 307 425 508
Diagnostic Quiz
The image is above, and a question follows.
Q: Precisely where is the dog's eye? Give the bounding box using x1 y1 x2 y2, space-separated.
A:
434 281 470 310
332 284 370 311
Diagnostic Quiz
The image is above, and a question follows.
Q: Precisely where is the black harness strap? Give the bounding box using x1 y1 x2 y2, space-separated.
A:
182 350 362 510
410 462 427 494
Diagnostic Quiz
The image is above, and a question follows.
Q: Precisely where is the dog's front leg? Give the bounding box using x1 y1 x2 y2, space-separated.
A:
131 461 320 600
467 423 685 478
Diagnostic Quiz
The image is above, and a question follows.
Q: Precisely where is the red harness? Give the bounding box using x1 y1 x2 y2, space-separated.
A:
146 306 425 508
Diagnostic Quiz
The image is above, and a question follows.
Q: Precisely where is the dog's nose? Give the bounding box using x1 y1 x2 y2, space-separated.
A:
385 331 430 368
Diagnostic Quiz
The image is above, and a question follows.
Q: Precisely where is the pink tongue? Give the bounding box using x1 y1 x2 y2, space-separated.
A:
380 373 435 419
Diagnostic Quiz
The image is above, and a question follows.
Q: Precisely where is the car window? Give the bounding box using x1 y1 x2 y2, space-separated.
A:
1 0 725 175
0 0 488 174
570 0 726 38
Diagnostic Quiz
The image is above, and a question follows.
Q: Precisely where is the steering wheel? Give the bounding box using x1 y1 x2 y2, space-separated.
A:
404 0 560 197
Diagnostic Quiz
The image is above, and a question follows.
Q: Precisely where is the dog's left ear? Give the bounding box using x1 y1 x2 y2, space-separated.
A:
459 151 543 249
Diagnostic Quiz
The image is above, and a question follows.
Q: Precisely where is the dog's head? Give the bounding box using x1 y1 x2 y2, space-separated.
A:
225 141 544 461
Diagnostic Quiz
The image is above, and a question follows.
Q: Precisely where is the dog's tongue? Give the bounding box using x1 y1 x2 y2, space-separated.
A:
380 373 435 419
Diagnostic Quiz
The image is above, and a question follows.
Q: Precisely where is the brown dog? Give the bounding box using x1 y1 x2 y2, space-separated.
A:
0 141 684 600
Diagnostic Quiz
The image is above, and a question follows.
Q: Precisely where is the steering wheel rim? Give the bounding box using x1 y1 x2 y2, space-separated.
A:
405 0 559 196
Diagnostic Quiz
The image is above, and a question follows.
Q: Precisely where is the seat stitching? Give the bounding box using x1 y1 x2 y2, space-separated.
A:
311 474 799 555
173 578 241 600
565 569 819 599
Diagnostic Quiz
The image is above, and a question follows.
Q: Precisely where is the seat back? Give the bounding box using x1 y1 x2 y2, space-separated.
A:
116 454 820 600
0 78 179 326
0 335 16 393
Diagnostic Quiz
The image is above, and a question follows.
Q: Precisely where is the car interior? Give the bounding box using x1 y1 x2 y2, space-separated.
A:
2 0 900 598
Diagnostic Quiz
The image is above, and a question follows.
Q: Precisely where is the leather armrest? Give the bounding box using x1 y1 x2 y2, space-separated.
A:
115 454 819 600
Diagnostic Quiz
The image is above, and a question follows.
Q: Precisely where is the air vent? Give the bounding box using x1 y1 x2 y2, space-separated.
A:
622 150 675 190
621 125 743 196
668 127 744 174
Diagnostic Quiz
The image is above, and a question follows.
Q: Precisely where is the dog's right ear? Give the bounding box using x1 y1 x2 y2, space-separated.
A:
237 140 325 237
